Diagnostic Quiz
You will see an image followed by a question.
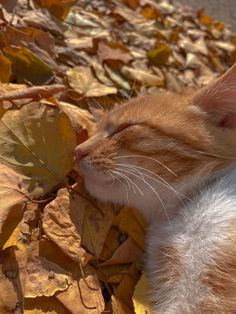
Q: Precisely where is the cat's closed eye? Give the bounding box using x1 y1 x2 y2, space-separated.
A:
109 123 133 137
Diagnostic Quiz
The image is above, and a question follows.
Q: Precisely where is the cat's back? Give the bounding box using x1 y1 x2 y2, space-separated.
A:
147 164 236 314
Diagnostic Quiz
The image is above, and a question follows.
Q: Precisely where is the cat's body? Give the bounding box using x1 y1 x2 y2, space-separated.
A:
75 63 236 313
147 164 236 313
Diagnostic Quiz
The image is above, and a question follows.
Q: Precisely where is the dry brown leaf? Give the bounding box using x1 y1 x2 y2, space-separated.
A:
0 164 28 248
24 296 70 314
112 296 134 314
69 184 115 258
0 55 11 83
101 236 143 266
25 255 73 298
98 41 133 64
58 101 95 136
115 263 141 311
99 226 121 261
67 66 117 97
56 266 104 314
0 247 27 314
3 46 54 85
114 207 146 250
43 188 91 265
97 264 131 285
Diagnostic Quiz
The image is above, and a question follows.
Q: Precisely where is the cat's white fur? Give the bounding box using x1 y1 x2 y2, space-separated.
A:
147 164 236 313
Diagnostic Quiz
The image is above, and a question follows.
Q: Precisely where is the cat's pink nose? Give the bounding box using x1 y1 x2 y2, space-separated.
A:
75 147 89 162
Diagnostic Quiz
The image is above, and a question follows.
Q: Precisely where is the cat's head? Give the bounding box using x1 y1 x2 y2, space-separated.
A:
75 63 236 220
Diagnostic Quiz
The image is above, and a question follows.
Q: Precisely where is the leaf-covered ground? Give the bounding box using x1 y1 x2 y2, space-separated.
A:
0 0 235 313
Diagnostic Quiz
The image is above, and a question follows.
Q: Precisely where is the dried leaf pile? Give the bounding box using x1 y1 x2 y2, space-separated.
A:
0 0 235 313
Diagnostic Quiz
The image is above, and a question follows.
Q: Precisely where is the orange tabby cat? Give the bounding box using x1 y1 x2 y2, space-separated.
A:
75 63 236 313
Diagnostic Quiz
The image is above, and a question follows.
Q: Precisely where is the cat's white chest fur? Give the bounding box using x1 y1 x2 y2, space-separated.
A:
146 164 236 313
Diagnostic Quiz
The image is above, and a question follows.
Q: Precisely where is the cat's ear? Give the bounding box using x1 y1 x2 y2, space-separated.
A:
193 63 236 128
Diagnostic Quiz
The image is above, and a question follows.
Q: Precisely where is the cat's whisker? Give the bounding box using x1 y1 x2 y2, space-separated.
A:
113 162 189 202
106 170 130 202
195 150 235 160
117 167 170 223
112 169 144 197
106 152 118 159
113 155 177 177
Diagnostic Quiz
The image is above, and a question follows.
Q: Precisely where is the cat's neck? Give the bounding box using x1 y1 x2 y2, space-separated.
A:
133 161 231 225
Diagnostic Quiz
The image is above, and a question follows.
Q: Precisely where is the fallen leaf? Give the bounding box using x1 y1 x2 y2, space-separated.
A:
197 9 213 26
0 246 27 313
124 0 140 10
0 164 28 247
67 66 117 97
0 103 76 197
147 43 171 65
114 207 146 250
3 46 54 85
22 10 64 37
141 5 160 20
104 64 131 90
24 296 70 314
115 263 141 310
25 255 73 298
112 296 134 314
56 266 104 314
43 188 90 265
34 0 74 20
121 66 165 87
0 55 11 83
58 101 95 135
69 185 115 258
97 41 133 64
133 273 152 314
101 237 143 266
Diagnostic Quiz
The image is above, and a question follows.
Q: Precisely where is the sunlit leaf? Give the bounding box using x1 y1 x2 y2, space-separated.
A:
0 103 76 197
67 66 117 97
133 274 152 314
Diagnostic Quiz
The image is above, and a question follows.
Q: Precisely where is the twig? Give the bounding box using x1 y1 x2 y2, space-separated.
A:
0 84 65 101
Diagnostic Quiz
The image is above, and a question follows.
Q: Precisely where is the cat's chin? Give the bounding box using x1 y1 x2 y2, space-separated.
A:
84 176 124 205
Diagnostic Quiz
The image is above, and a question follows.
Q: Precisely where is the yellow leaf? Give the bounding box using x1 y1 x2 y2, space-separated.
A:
0 55 11 83
147 43 171 65
133 274 152 314
114 207 146 250
121 66 165 87
3 46 54 85
0 103 76 197
67 66 117 97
